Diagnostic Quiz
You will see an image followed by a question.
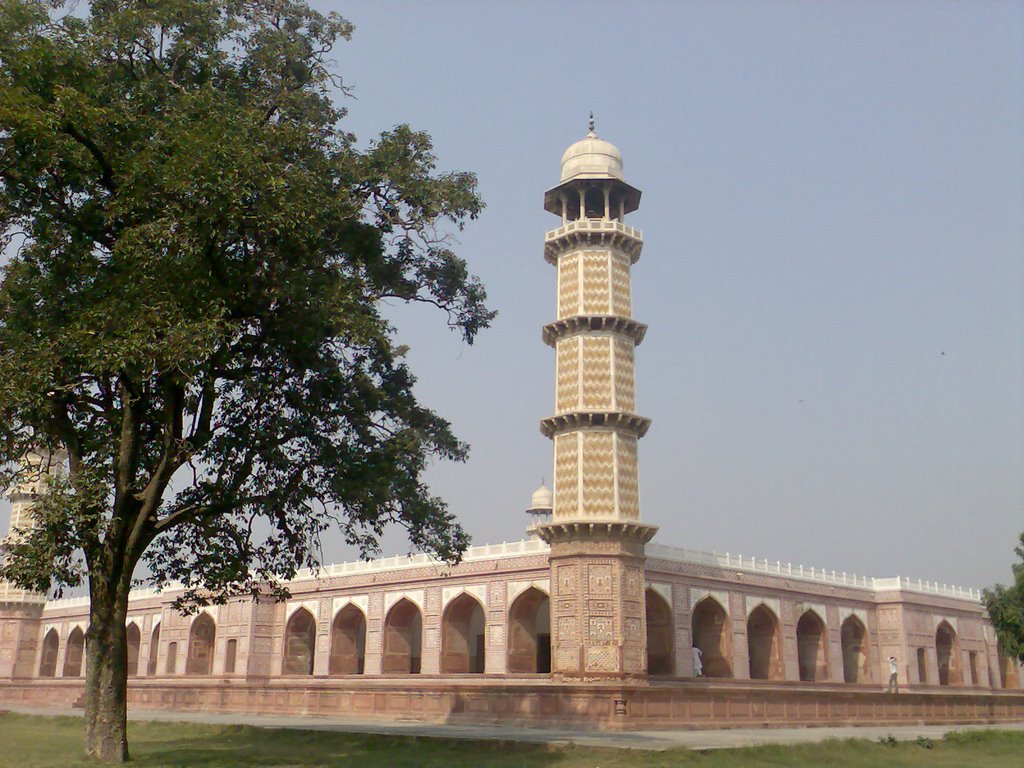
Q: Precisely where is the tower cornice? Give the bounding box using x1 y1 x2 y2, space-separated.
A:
535 520 658 547
542 315 647 348
540 411 651 439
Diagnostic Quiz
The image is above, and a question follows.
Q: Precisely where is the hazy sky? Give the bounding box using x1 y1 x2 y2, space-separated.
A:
312 0 1023 590
1 1 1021 592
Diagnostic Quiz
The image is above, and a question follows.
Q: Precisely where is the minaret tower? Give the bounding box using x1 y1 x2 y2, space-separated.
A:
536 119 657 678
0 450 58 678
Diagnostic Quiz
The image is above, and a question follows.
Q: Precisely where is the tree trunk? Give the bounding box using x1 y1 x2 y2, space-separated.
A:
84 580 130 763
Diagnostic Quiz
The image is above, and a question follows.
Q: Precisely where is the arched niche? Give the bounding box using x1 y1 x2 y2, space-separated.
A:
440 593 486 674
147 624 161 676
63 626 85 678
126 623 141 677
936 621 960 686
747 604 783 680
381 598 422 674
645 589 674 676
840 615 869 683
185 613 216 675
796 610 827 682
283 607 316 675
224 638 238 674
507 587 550 674
39 628 59 678
330 604 366 675
692 596 732 678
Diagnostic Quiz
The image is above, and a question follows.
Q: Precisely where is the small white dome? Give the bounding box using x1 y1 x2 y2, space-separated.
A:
529 484 553 510
559 131 624 183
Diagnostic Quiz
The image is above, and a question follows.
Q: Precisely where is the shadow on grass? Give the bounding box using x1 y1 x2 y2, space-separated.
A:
125 721 577 768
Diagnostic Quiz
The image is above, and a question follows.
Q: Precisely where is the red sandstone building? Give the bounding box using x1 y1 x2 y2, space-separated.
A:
1 128 1022 728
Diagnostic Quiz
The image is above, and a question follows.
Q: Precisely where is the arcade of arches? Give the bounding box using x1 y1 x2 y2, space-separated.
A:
27 591 1022 689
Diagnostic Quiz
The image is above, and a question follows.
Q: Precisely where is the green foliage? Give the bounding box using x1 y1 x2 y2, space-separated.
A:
0 0 494 607
982 533 1024 664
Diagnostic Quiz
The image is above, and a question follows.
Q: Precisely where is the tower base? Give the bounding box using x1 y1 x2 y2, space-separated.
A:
537 522 657 680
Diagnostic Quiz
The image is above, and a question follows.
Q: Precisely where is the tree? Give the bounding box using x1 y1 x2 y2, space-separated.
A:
983 533 1024 667
0 0 493 762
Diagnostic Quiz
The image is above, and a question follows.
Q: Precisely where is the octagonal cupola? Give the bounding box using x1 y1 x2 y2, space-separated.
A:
543 114 641 223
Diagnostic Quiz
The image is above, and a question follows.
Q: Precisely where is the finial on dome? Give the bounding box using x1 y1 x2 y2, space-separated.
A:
587 111 596 137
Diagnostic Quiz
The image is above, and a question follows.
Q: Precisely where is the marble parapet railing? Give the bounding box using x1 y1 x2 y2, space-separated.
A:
0 582 48 604
290 537 552 582
40 537 982 611
645 543 983 602
544 218 643 243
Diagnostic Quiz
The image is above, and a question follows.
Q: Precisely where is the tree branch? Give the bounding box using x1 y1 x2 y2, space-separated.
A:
61 123 116 192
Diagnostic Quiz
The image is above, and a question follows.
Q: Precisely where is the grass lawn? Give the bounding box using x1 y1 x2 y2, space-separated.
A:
2 713 1023 767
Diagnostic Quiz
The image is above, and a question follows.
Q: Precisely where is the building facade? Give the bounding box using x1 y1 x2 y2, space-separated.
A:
0 127 1021 727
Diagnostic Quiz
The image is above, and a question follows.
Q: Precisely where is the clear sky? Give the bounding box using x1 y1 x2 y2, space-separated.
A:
1 1 1020 592
311 0 1024 590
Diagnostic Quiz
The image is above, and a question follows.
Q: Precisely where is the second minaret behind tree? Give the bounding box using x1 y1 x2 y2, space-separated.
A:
536 119 658 679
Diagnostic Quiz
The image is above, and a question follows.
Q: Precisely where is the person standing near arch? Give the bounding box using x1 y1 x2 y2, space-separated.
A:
692 645 703 677
886 655 899 693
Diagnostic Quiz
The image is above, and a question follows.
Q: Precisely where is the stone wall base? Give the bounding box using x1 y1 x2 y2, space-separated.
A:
2 678 1023 731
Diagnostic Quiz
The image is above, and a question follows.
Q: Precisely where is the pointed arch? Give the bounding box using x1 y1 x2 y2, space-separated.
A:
747 603 783 680
186 613 216 675
126 622 141 677
63 626 85 677
441 593 486 674
283 607 316 675
646 588 674 676
841 615 869 683
936 620 960 686
39 628 59 678
382 598 422 674
329 603 366 675
796 610 827 682
147 624 161 676
692 596 732 678
507 587 550 674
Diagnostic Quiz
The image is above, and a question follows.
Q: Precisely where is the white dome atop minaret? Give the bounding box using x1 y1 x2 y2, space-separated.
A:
525 483 553 538
558 114 624 183
543 114 641 218
529 484 553 510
